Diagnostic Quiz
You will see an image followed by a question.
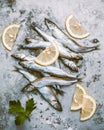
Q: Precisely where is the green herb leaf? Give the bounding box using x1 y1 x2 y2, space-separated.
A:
9 98 36 125
26 98 36 116
9 100 25 114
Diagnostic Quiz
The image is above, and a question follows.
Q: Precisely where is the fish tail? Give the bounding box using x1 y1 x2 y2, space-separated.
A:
55 89 65 96
12 66 20 72
30 22 37 30
44 18 50 28
25 37 32 43
52 85 65 96
25 37 39 44
21 83 38 92
76 74 83 81
18 44 25 49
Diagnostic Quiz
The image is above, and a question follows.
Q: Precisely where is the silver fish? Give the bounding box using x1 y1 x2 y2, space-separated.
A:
12 54 63 95
44 18 100 53
22 76 77 92
22 40 50 49
31 22 55 42
61 58 78 72
21 39 83 60
15 67 62 111
12 53 35 62
19 61 79 80
12 53 71 94
14 67 36 82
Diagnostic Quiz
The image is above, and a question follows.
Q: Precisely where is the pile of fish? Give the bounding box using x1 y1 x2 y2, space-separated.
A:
12 18 100 111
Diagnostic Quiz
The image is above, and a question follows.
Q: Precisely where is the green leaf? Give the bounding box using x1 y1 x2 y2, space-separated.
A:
15 114 26 125
9 100 25 114
9 98 36 126
26 98 36 116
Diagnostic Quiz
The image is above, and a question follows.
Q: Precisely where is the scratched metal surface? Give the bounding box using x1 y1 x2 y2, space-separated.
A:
0 0 104 130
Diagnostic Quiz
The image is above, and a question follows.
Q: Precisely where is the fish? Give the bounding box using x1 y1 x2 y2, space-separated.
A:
22 76 77 92
31 22 55 42
12 54 64 95
21 39 83 60
31 23 91 53
12 53 72 93
12 53 35 62
12 53 79 79
21 39 50 49
19 61 79 80
15 67 62 111
41 71 64 95
14 67 36 82
44 18 100 53
61 58 78 72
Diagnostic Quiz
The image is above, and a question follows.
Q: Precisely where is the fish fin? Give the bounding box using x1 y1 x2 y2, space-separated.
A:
52 86 65 96
25 37 32 44
56 89 65 96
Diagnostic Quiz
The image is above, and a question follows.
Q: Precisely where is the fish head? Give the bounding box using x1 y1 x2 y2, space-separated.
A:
45 18 65 40
12 53 26 60
25 38 39 44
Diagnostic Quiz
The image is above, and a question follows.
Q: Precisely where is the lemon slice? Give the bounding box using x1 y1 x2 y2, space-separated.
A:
34 41 59 66
65 14 90 39
2 24 21 51
80 94 96 121
71 83 87 110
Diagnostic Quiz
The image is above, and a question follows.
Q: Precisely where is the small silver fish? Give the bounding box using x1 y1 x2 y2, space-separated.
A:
12 53 73 93
45 18 100 53
21 39 83 60
15 67 62 111
22 76 77 92
12 53 35 62
19 61 79 80
31 22 55 42
61 58 78 72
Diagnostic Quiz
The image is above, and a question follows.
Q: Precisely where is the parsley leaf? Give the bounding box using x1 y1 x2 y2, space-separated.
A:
9 100 25 114
9 98 36 125
26 98 36 116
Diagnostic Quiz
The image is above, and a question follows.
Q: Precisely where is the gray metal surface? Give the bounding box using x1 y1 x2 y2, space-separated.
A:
0 0 104 130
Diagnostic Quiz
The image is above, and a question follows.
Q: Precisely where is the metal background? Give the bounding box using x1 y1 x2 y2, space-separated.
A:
0 0 104 130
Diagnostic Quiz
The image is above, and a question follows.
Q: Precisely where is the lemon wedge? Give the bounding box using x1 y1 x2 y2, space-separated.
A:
34 41 59 66
2 24 21 51
71 83 87 110
80 94 96 121
65 14 90 39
